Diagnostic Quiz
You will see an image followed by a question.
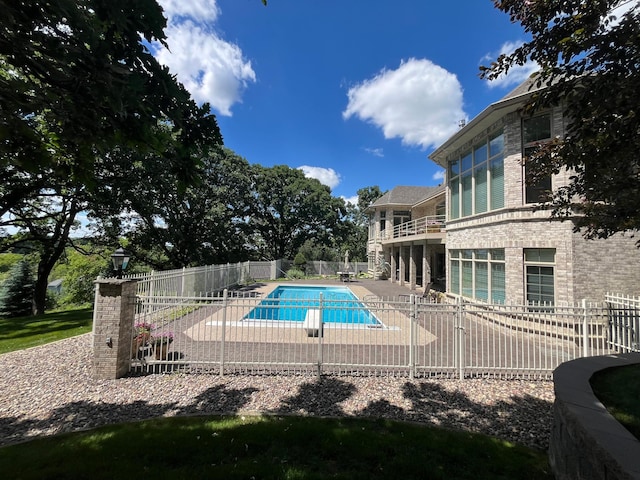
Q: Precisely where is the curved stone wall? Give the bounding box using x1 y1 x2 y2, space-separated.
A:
549 353 640 480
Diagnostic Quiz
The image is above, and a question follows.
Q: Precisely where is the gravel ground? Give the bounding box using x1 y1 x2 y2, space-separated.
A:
0 333 555 450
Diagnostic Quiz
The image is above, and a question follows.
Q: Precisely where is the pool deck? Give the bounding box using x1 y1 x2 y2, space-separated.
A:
184 277 438 346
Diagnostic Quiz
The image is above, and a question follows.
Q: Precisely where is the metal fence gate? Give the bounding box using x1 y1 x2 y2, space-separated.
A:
130 288 627 379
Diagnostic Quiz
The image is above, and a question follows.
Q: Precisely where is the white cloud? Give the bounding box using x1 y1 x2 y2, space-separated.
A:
608 0 639 27
154 0 255 116
342 195 359 206
298 166 341 189
159 0 219 22
364 147 384 158
483 41 539 90
432 169 445 183
343 58 465 150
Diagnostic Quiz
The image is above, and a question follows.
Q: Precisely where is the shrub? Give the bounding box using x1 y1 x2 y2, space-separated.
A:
286 267 305 279
293 252 307 273
0 259 34 317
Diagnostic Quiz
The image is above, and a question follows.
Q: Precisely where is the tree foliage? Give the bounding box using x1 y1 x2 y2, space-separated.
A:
482 0 640 241
247 165 346 260
1 0 223 312
94 146 252 270
335 186 385 262
0 0 221 199
0 258 34 317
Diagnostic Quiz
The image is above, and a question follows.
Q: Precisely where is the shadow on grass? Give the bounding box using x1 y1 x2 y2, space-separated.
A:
0 375 553 452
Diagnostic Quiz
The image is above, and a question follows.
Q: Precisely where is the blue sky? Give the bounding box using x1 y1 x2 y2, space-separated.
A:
154 0 539 204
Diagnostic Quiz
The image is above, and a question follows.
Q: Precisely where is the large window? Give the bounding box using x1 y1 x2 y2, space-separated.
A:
449 130 504 219
523 114 552 204
393 210 411 226
450 249 505 303
524 248 555 305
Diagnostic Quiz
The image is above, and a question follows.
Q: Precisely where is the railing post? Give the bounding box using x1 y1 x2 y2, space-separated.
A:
317 292 324 379
456 296 465 380
409 294 416 379
219 288 228 376
582 299 589 358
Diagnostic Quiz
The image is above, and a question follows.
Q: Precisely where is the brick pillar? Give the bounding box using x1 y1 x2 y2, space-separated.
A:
93 279 138 379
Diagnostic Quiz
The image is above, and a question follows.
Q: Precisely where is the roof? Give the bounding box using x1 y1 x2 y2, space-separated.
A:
367 185 445 211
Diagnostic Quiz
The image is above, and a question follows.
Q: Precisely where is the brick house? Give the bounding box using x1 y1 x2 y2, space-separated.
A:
427 79 640 304
367 78 640 304
365 185 446 291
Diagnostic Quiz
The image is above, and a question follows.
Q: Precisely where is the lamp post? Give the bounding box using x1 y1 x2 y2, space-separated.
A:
110 247 131 279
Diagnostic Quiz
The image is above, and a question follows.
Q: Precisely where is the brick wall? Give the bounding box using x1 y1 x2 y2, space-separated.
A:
572 232 640 302
92 279 137 379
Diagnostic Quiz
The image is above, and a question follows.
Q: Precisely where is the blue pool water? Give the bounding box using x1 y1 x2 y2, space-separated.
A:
243 285 380 326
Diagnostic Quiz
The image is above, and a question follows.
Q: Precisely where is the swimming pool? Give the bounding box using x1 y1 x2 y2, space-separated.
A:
243 285 381 326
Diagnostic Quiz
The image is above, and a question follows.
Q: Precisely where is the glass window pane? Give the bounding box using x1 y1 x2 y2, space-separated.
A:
449 250 459 258
461 152 472 172
462 171 472 216
525 249 555 263
475 262 488 300
474 143 487 165
450 159 459 176
491 263 506 303
525 175 552 204
523 114 551 144
526 265 554 305
476 249 488 260
462 261 473 297
538 250 555 263
490 156 504 210
474 163 487 214
490 249 505 261
489 131 504 156
462 250 473 259
450 260 460 294
450 180 459 219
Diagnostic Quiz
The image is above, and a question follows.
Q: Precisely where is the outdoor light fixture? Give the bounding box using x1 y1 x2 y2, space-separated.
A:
110 246 131 279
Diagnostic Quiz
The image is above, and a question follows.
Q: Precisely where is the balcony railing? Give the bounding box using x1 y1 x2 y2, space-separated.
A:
371 215 446 242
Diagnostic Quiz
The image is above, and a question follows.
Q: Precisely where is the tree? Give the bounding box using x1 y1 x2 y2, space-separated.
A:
51 246 111 307
0 258 34 317
93 146 253 270
335 186 386 262
0 0 221 208
1 1 223 311
481 0 640 242
247 165 346 260
356 186 385 212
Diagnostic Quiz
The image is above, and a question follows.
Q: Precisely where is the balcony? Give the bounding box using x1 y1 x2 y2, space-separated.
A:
370 215 446 244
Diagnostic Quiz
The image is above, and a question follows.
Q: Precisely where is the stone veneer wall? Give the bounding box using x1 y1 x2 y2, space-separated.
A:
549 354 640 480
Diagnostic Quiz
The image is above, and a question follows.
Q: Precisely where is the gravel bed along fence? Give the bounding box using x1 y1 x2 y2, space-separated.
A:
0 333 555 450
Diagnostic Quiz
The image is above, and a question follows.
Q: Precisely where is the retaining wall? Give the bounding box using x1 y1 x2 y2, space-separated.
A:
549 353 640 480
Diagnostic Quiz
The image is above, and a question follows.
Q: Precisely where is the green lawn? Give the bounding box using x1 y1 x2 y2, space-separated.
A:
0 307 93 354
591 363 640 440
0 415 553 480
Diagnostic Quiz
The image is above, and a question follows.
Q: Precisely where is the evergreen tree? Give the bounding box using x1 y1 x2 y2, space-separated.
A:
0 259 34 317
